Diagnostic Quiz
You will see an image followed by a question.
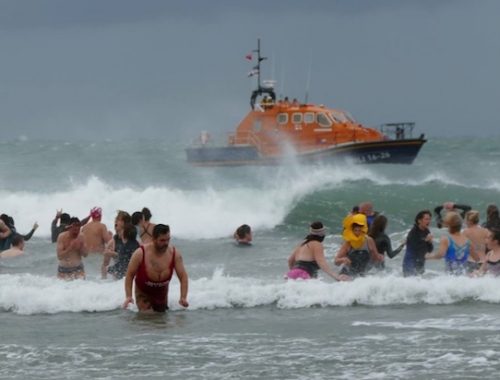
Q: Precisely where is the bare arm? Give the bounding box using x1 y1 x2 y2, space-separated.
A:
468 242 480 262
334 242 351 266
312 243 342 280
426 236 448 260
122 248 142 309
287 246 299 269
79 236 88 258
56 234 69 260
174 250 189 307
367 237 384 262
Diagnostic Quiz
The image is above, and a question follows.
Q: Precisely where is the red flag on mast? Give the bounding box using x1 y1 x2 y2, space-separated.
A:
245 53 252 61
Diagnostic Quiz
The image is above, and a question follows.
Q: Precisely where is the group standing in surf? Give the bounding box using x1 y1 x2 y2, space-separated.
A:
1 200 500 312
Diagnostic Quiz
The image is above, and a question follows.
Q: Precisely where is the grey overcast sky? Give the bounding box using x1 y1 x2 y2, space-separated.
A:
0 0 499 140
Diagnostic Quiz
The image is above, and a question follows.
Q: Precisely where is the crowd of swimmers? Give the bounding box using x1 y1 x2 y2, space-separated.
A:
286 201 500 281
2 201 500 312
0 207 188 313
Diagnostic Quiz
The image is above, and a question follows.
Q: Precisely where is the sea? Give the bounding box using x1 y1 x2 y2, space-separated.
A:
1 136 500 379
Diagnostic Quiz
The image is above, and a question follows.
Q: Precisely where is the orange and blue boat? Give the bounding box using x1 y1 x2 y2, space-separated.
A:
186 40 426 166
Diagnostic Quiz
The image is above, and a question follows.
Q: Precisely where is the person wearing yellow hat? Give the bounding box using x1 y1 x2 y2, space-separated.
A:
335 213 384 276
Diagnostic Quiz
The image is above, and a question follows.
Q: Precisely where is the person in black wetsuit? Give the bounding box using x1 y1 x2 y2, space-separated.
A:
402 210 434 277
0 214 38 251
434 202 471 229
368 214 405 264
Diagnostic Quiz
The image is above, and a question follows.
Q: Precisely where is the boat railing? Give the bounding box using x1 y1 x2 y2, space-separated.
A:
228 130 278 156
379 122 416 140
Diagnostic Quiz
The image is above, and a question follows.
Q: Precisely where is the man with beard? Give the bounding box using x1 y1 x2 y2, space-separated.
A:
122 224 189 312
56 217 88 280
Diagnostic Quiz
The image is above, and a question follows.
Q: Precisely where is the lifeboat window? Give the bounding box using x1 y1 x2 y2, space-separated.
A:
344 111 356 123
277 113 288 125
292 113 302 124
316 113 332 127
330 111 347 123
304 112 315 124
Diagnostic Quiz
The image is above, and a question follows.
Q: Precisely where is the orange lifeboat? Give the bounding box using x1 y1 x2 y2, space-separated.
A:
186 40 426 166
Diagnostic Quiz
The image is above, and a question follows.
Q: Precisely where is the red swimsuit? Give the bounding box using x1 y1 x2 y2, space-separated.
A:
135 246 176 312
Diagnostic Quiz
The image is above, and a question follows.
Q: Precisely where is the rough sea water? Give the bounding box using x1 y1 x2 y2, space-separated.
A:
1 136 500 379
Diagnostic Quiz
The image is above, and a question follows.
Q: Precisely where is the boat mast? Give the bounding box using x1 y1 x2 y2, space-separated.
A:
249 39 275 109
254 38 266 91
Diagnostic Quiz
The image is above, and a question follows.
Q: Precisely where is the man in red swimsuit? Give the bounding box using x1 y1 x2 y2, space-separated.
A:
122 224 189 312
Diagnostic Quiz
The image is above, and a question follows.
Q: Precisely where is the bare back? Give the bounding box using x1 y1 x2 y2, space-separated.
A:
81 221 109 254
464 225 488 255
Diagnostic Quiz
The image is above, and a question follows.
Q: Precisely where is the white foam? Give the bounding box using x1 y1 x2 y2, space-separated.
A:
3 271 500 315
0 165 373 240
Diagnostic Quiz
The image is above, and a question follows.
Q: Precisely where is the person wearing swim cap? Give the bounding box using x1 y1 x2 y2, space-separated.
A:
335 213 384 277
286 221 350 281
81 207 111 254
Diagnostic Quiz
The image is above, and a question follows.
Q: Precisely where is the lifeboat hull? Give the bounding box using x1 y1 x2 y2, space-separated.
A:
186 138 426 166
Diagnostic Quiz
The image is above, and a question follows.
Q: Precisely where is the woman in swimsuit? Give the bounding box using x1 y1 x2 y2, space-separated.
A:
286 221 349 281
473 228 500 277
140 207 155 244
463 210 488 271
426 212 480 274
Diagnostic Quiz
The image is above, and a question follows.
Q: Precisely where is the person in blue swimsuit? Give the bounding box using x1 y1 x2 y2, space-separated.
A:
425 212 480 275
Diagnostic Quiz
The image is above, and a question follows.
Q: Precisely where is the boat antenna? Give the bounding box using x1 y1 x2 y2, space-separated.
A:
304 49 312 104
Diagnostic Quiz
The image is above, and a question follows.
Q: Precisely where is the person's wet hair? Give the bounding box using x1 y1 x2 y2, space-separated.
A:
142 207 152 222
302 221 326 245
444 212 462 233
369 214 388 239
415 210 432 225
60 213 71 224
11 234 24 247
236 224 251 239
123 223 137 241
116 210 131 224
153 224 170 238
465 210 480 225
131 211 143 226
0 214 10 227
489 228 500 243
69 217 81 226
